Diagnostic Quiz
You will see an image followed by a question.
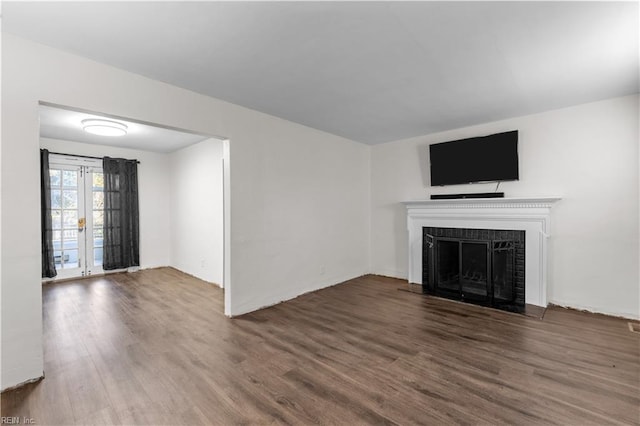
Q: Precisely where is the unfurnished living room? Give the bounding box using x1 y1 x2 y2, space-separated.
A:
1 1 639 425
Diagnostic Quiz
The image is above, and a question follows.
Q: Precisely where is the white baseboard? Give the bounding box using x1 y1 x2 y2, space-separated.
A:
549 300 640 320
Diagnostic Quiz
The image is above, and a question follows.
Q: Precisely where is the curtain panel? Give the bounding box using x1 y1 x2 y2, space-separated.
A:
103 157 140 270
40 149 57 278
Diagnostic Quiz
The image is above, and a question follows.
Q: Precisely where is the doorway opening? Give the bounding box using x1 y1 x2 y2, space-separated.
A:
38 102 231 315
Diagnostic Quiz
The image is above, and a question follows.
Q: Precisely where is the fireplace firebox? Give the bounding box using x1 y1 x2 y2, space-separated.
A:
422 227 525 313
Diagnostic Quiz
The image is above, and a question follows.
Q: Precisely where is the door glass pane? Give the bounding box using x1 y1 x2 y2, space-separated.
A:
93 227 104 247
51 190 62 209
93 173 104 190
93 191 104 210
437 240 459 291
93 210 104 227
493 244 515 302
461 242 488 297
50 170 61 187
51 210 62 229
94 247 103 266
63 249 79 267
62 229 78 250
54 250 63 268
62 170 77 187
63 190 78 209
63 210 78 228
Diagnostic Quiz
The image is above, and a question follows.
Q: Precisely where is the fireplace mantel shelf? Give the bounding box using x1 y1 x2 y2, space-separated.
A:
403 197 562 209
403 196 562 307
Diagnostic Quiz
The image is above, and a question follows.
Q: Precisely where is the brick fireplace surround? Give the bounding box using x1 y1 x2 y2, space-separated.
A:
403 197 561 307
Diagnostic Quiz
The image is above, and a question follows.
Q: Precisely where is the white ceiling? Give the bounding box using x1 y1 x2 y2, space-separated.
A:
39 104 210 153
5 2 639 145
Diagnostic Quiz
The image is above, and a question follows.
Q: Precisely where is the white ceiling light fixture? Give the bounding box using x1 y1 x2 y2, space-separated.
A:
81 118 128 136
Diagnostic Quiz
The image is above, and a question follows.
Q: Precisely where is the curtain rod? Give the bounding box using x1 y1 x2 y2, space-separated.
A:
48 151 140 164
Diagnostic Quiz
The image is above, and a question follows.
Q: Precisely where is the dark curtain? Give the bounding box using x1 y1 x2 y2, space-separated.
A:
103 157 140 270
40 149 57 278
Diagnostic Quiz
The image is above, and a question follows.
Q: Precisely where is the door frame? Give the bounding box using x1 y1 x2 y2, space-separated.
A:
46 154 105 280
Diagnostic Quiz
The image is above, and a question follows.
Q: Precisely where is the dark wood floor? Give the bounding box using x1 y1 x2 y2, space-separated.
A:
2 268 639 425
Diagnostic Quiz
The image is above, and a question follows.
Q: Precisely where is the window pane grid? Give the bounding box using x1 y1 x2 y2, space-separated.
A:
93 172 104 266
49 167 105 271
50 168 80 270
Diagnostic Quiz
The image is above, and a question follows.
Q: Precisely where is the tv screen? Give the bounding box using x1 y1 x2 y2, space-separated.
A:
429 130 519 186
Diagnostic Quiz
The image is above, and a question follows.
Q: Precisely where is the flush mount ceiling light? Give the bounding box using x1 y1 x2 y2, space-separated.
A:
81 119 128 137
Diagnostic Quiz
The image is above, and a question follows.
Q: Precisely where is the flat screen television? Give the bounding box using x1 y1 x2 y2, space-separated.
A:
429 130 519 186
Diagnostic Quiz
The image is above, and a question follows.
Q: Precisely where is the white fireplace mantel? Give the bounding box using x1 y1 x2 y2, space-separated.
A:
403 197 561 307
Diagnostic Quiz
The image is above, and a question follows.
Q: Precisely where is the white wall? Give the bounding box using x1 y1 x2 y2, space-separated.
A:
1 34 370 390
169 138 224 286
40 138 172 269
371 95 639 319
228 118 370 314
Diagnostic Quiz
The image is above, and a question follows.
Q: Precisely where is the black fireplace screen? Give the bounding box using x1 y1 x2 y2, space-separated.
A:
422 227 525 313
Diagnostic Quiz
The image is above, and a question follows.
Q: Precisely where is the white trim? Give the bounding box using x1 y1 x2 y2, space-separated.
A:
403 197 561 307
223 139 232 316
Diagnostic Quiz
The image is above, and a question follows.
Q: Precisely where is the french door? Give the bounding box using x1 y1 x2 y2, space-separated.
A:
49 159 104 279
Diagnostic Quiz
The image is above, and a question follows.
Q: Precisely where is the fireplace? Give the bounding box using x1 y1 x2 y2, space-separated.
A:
403 197 561 308
422 227 525 313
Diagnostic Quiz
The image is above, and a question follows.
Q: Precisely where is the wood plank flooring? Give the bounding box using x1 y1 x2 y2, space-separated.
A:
2 268 639 425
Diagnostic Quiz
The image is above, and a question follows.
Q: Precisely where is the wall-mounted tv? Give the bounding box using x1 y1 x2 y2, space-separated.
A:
429 130 519 186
